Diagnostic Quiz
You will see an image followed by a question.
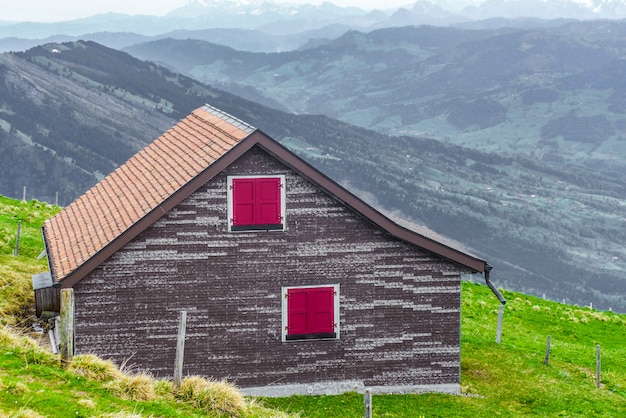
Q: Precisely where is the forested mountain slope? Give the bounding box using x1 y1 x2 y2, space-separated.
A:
125 22 626 175
0 41 624 311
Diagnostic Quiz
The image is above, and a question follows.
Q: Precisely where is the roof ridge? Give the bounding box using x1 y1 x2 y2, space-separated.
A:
199 104 256 134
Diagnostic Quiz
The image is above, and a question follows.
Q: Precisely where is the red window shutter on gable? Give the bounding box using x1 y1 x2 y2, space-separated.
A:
232 177 282 226
232 178 255 226
287 287 335 337
257 177 282 224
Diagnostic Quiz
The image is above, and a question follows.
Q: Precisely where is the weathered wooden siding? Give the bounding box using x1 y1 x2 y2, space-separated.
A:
34 287 60 317
72 146 470 393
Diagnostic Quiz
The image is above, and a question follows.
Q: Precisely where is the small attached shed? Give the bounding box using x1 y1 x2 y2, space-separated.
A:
42 104 493 396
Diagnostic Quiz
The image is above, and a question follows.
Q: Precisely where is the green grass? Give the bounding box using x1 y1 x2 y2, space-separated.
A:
262 284 626 417
1 194 625 417
0 196 60 326
0 327 293 417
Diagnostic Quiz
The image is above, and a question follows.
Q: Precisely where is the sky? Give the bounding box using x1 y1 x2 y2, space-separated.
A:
0 0 431 23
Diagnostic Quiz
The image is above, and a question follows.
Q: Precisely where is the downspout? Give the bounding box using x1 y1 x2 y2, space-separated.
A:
484 263 506 305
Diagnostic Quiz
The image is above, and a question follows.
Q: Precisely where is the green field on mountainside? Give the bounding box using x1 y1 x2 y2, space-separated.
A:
1 195 624 417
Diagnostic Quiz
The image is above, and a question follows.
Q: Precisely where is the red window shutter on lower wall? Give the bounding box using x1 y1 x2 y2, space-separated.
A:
287 288 310 336
287 287 335 338
232 177 282 227
309 287 335 334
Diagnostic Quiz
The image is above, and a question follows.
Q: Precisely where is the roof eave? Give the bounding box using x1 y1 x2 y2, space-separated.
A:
252 131 487 274
54 129 265 287
52 128 486 288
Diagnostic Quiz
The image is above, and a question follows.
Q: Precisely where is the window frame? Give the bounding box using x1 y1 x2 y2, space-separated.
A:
227 175 286 232
281 284 340 342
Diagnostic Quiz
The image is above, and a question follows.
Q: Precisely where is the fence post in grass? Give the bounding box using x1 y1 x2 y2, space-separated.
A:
13 220 21 256
59 288 75 368
596 344 601 388
364 388 372 418
544 335 551 366
495 304 504 344
173 310 187 389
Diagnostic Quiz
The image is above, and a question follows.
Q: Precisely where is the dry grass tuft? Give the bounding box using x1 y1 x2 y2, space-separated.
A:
105 373 156 402
175 375 208 400
0 326 56 367
77 398 96 409
2 409 46 418
69 354 122 382
246 399 299 418
203 380 247 415
0 256 44 327
0 326 22 349
153 379 173 399
95 412 145 418
175 376 246 416
5 381 29 396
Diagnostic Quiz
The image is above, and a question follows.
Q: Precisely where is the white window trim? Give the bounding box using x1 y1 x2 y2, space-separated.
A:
227 174 286 232
281 283 340 343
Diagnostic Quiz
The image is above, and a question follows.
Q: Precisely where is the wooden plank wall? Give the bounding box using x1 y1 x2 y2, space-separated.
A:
35 287 60 317
72 147 470 390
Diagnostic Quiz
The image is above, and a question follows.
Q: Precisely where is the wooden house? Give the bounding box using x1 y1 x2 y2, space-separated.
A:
41 104 494 396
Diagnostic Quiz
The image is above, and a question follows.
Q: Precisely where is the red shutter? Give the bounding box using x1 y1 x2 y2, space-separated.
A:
310 287 335 334
232 177 282 227
257 177 282 224
232 178 255 226
287 287 335 338
287 288 310 335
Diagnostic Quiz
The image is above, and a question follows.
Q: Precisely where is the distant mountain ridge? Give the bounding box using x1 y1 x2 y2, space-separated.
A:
4 0 626 47
0 41 624 313
124 22 626 177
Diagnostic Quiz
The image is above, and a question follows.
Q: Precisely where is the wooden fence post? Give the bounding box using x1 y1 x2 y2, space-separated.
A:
173 310 187 389
544 335 551 366
13 220 21 257
596 344 601 388
59 288 75 367
495 304 504 344
363 389 372 418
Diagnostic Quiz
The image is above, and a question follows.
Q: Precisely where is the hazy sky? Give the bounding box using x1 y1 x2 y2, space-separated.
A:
0 0 426 22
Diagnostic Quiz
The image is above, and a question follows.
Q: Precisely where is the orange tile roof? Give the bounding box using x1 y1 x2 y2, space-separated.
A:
43 105 254 282
43 104 487 287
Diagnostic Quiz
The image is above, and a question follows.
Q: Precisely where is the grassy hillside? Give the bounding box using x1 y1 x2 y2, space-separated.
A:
1 195 625 417
0 196 59 326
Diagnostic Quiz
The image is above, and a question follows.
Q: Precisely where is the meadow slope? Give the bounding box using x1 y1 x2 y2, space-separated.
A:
0 195 624 417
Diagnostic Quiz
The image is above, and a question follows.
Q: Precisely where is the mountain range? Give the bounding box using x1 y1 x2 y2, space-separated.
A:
4 0 626 53
0 40 624 313
124 22 626 178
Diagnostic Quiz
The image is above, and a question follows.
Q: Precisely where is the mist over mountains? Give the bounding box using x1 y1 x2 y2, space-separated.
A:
3 0 626 51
